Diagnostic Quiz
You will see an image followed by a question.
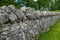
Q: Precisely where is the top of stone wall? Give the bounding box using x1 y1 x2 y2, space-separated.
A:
0 5 60 24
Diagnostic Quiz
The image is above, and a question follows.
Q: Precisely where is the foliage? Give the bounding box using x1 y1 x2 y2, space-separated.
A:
0 0 60 10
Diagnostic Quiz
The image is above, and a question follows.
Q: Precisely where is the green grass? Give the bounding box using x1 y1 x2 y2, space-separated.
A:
35 19 60 40
52 10 60 12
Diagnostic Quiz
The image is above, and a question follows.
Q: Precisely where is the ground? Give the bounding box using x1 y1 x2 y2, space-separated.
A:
35 19 60 40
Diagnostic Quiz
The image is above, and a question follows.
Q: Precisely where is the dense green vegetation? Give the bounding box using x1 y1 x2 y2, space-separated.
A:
0 0 60 10
35 19 60 40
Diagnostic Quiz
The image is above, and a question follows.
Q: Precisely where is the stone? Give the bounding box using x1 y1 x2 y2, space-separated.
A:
0 6 11 13
8 5 16 10
41 11 49 16
26 13 37 20
0 6 18 21
15 10 26 21
0 10 8 24
13 24 19 29
8 12 17 21
21 6 28 12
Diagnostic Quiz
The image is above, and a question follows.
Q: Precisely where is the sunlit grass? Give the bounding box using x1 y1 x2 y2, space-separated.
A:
35 19 60 40
52 10 60 12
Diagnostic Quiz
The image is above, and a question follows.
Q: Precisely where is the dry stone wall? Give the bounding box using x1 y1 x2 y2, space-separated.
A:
0 5 60 40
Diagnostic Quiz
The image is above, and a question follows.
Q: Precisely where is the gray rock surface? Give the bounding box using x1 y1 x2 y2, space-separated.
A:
0 10 8 24
0 5 60 40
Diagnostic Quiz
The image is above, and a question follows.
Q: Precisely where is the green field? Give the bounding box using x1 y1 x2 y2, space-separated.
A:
35 19 60 40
